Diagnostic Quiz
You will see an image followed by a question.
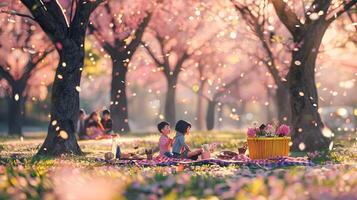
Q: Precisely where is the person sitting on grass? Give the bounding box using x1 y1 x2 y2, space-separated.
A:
172 120 203 160
84 111 110 139
77 109 87 140
101 109 113 134
157 121 174 157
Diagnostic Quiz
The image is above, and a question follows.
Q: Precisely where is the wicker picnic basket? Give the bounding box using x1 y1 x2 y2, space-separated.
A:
247 137 291 159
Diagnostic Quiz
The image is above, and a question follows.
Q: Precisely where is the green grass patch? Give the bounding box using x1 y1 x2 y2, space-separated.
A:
1 131 357 199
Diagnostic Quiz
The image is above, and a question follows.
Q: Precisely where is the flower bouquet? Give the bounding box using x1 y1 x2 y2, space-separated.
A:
247 123 291 159
201 143 217 159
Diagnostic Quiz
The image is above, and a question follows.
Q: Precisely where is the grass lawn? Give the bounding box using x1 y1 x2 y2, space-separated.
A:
1 131 357 199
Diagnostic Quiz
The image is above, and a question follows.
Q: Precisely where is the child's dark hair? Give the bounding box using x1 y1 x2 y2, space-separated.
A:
79 109 86 115
175 120 191 134
89 111 98 119
157 121 170 133
102 109 110 116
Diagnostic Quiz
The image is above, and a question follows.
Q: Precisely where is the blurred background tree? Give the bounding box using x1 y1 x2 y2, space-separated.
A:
0 0 356 153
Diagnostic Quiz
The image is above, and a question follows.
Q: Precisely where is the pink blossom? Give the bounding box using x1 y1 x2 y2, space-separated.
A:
265 124 274 134
276 124 290 136
247 128 256 137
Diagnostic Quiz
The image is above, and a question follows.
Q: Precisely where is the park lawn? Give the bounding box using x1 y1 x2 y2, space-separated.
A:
1 131 357 199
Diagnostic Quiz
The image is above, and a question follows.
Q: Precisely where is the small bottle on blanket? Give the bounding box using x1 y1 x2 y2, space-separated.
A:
111 137 121 158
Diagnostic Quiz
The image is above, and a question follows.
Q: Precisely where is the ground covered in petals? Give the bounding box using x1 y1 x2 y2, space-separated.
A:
1 131 357 199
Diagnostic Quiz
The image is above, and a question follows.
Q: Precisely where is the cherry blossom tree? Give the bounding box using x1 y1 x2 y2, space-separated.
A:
0 2 54 135
15 0 103 156
232 0 292 124
88 0 152 132
141 0 228 125
140 2 191 125
270 0 356 151
188 41 239 130
203 63 262 130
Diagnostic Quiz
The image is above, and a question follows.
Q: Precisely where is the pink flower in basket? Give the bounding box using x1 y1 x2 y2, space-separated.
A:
247 128 256 137
276 124 290 136
265 124 274 134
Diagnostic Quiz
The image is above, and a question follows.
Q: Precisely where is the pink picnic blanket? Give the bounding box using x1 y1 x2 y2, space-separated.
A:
103 155 313 169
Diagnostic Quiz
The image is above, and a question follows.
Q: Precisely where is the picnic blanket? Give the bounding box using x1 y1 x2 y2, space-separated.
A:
103 155 313 169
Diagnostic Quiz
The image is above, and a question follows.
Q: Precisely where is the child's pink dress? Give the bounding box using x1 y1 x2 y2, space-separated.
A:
158 134 171 157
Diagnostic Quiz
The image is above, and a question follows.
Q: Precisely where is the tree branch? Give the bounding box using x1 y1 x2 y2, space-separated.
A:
43 0 69 29
127 13 152 57
270 0 305 39
88 22 104 39
70 0 103 44
88 23 116 54
310 0 332 13
21 19 34 47
233 1 282 86
69 0 76 24
0 65 15 86
140 41 164 66
258 56 282 84
104 2 117 35
326 0 357 23
0 9 35 20
20 0 66 43
173 51 189 78
33 47 56 66
346 7 357 32
152 30 170 67
232 2 257 26
20 47 55 83
303 0 330 26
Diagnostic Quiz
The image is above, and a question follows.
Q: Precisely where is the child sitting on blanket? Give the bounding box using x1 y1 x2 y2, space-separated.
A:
101 109 113 134
84 112 107 139
172 120 203 160
157 121 174 157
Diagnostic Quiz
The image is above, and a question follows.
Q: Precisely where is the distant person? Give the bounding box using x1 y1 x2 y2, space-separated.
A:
101 109 113 134
77 109 87 140
84 111 107 139
157 121 173 157
172 120 203 160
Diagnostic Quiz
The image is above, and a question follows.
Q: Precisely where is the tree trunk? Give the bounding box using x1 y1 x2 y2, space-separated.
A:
288 23 331 151
206 100 217 131
217 104 223 130
196 80 207 130
276 83 291 124
37 46 83 156
20 0 102 157
7 85 25 135
196 95 205 130
110 56 130 132
164 77 177 126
